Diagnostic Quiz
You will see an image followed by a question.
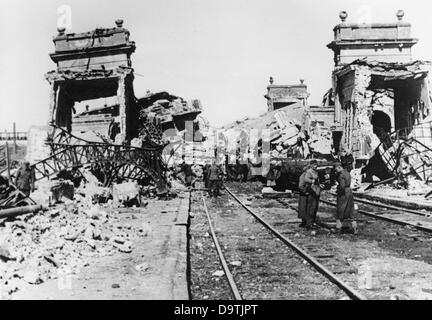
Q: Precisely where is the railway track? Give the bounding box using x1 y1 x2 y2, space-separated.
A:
320 194 432 234
200 192 242 300
271 189 432 234
196 187 366 300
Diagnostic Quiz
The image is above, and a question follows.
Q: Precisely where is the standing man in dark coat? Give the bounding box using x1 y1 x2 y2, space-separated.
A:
208 161 221 197
340 149 354 172
15 161 35 197
298 166 310 227
202 160 211 189
217 163 225 196
180 156 196 188
334 162 357 234
298 160 321 229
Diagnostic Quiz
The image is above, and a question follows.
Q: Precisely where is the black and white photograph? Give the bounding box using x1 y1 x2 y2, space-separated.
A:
1 0 432 307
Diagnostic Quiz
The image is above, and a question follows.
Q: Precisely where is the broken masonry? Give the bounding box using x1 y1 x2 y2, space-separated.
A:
328 10 432 189
34 19 203 192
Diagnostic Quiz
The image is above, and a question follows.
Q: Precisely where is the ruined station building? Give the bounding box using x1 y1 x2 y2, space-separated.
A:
327 10 432 169
46 19 137 142
265 79 310 112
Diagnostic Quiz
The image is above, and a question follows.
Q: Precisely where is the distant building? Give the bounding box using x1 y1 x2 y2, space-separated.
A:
264 80 310 112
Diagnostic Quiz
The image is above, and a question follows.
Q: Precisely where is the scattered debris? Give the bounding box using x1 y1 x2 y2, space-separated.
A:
212 270 225 277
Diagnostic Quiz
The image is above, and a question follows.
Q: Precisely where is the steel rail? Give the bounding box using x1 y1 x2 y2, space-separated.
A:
328 192 430 218
225 187 365 300
201 192 242 300
320 199 432 234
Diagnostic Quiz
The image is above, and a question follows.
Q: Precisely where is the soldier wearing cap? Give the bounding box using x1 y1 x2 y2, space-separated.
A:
15 161 35 197
334 161 357 234
340 148 354 172
298 160 321 229
266 161 281 189
208 160 222 197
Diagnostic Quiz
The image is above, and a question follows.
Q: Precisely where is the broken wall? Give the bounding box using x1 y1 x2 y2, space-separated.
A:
334 60 432 161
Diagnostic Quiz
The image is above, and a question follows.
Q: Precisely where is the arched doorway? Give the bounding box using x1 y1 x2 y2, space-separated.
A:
372 110 392 134
372 110 392 147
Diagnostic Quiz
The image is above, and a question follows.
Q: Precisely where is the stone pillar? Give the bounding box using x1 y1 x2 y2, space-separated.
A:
333 75 341 124
47 82 59 138
47 82 58 125
117 75 127 141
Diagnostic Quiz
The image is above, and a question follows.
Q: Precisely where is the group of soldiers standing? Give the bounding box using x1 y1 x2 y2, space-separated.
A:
203 161 224 197
178 156 224 197
178 148 357 233
298 155 357 234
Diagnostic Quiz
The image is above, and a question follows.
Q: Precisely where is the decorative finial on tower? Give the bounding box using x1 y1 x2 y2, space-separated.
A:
115 19 124 28
269 76 274 85
300 79 305 84
339 11 348 23
57 27 66 36
396 10 405 21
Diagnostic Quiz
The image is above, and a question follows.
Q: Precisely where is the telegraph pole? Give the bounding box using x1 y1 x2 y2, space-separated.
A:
13 122 17 154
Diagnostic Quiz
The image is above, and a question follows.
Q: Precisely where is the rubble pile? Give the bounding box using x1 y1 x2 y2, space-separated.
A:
307 128 333 157
222 105 333 160
406 176 432 196
137 91 202 133
0 176 153 298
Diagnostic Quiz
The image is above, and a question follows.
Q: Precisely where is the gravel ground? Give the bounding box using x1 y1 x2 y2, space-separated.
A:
189 188 345 300
189 182 432 300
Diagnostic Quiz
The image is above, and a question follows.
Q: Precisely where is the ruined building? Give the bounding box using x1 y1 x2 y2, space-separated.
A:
26 21 163 188
30 19 206 189
328 10 432 183
46 19 137 142
46 20 203 144
265 79 309 112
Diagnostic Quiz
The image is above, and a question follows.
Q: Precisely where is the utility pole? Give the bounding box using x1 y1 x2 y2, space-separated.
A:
13 122 17 154
5 141 10 180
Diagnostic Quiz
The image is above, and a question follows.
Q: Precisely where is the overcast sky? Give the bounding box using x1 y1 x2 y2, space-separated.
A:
1 0 432 132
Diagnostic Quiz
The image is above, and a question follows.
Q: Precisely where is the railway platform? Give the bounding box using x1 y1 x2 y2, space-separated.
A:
354 187 432 212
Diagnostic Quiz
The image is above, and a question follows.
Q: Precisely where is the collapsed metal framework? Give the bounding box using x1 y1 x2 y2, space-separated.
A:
377 120 432 183
0 144 8 174
31 125 167 187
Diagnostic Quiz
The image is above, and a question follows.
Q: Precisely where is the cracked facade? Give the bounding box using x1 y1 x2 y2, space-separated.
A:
327 12 432 167
46 20 137 143
46 20 203 146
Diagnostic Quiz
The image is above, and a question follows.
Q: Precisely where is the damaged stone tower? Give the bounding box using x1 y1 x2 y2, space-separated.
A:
36 20 168 189
46 19 137 142
327 10 432 164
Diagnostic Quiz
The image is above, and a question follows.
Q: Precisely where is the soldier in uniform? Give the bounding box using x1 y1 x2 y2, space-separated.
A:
298 160 321 229
208 161 221 197
0 175 11 201
266 163 281 189
14 161 35 197
180 156 196 188
340 149 354 172
334 162 357 234
202 160 211 189
216 161 225 196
